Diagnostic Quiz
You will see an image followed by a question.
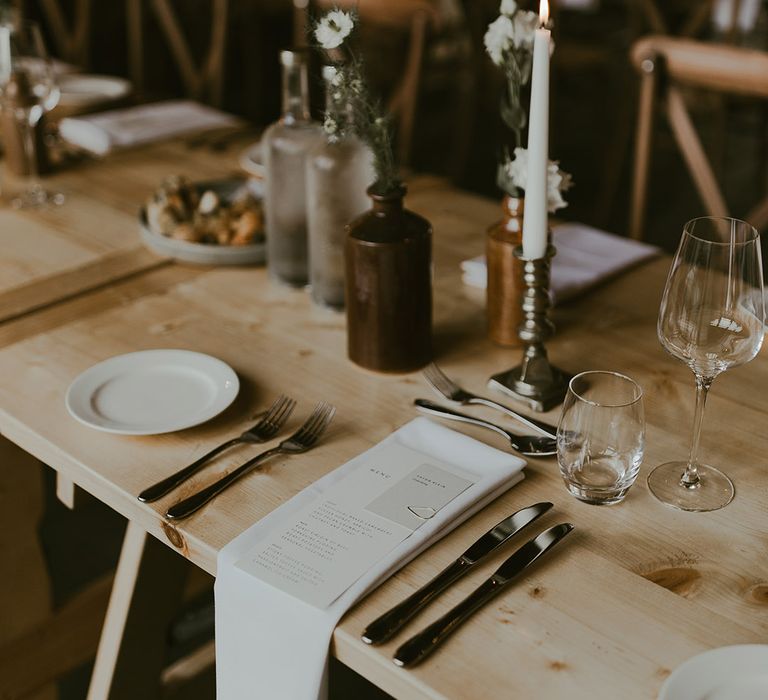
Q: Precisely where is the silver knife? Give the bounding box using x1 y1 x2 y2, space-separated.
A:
393 522 574 667
361 502 553 645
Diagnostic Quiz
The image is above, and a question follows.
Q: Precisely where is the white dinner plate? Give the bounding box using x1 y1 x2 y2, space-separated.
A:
58 73 131 108
139 178 265 266
65 349 239 435
659 645 768 700
238 141 265 179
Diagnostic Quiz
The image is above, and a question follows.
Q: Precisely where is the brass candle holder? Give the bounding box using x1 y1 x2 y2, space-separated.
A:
488 244 570 412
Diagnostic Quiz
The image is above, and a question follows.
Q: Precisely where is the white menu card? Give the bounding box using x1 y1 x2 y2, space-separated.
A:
235 443 475 608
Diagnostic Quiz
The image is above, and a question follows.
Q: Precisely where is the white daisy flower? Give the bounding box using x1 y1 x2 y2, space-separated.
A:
314 10 354 50
500 0 518 16
484 15 515 66
511 10 539 49
505 147 572 213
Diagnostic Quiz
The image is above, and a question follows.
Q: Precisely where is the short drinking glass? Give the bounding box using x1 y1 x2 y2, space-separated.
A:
557 371 645 505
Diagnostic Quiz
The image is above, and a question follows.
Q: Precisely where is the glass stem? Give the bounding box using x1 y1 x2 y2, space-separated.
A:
682 376 713 487
22 115 40 188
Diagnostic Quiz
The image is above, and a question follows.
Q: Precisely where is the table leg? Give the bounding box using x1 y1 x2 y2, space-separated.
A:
0 438 56 700
87 521 189 700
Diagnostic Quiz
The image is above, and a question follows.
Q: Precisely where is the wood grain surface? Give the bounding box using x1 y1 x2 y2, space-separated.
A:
0 142 766 699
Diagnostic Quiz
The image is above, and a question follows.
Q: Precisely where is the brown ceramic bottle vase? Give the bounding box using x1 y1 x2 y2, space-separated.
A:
486 195 525 346
345 184 432 373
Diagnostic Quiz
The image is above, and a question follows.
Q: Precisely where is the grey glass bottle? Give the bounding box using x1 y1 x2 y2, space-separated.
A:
306 67 375 309
263 50 321 287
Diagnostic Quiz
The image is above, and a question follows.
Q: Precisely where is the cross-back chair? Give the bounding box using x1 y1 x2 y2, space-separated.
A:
629 34 768 240
126 0 229 107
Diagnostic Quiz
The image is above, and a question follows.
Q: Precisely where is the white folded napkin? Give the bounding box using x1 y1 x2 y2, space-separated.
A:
215 416 526 700
58 99 241 155
461 222 660 303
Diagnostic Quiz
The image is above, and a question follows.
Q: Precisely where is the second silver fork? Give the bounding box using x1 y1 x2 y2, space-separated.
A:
138 395 296 503
424 363 558 438
166 401 336 520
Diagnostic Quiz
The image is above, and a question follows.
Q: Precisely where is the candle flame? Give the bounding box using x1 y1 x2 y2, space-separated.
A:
539 0 549 24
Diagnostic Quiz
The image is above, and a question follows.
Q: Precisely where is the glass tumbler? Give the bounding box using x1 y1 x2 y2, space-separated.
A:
557 371 645 505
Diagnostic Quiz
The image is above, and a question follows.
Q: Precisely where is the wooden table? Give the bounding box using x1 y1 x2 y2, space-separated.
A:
1 140 767 699
0 139 241 323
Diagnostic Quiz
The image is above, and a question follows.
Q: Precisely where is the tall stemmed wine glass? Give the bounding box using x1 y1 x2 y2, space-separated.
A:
648 217 764 511
0 21 62 208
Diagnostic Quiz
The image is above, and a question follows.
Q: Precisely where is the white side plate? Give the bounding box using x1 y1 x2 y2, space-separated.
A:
659 645 768 700
58 74 132 108
66 349 240 435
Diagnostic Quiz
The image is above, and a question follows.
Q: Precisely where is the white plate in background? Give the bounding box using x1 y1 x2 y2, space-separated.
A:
66 349 239 435
58 73 131 108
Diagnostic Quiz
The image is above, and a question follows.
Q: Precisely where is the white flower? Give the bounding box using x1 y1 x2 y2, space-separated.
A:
484 15 514 66
314 10 354 50
323 115 338 135
511 10 538 49
500 0 517 16
505 147 572 212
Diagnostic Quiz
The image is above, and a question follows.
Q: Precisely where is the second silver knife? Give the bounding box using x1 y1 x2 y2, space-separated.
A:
361 501 553 645
393 522 574 667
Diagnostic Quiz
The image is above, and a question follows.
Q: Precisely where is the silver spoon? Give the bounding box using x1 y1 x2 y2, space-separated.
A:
414 399 557 456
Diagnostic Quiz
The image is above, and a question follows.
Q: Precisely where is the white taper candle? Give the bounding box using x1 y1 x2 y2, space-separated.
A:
521 0 551 259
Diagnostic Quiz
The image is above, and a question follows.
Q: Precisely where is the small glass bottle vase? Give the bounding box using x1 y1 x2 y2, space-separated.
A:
486 195 525 346
306 69 374 309
345 185 432 372
262 50 321 287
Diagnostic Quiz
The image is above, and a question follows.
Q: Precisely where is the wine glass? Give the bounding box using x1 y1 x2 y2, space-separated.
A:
648 217 764 511
0 21 62 208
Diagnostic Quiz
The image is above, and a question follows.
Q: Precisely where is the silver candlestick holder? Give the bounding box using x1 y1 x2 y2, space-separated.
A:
488 244 571 412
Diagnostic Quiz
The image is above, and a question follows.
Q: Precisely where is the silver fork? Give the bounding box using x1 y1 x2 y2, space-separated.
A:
138 395 296 503
165 402 337 520
424 363 558 438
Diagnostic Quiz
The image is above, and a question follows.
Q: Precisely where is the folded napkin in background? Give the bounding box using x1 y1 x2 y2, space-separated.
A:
58 99 241 155
215 417 526 700
461 222 660 303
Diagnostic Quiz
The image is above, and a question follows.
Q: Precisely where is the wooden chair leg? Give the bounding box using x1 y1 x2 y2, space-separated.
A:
394 10 428 169
0 439 56 700
127 0 144 101
666 86 729 218
87 521 189 700
205 0 228 107
639 0 668 33
629 61 657 240
746 196 768 232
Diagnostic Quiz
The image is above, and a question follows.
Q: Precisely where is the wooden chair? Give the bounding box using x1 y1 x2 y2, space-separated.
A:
629 35 768 240
16 0 93 67
126 0 229 107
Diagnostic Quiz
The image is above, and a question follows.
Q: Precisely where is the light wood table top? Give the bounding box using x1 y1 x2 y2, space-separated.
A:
0 138 244 324
0 144 767 699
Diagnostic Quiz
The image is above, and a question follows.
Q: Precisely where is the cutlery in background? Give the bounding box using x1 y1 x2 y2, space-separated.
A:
138 395 296 503
393 523 574 667
414 399 557 456
361 501 553 645
166 401 336 520
424 363 558 439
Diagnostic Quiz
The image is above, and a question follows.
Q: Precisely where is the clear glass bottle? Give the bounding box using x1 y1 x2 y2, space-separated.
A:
262 50 321 287
306 66 374 309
